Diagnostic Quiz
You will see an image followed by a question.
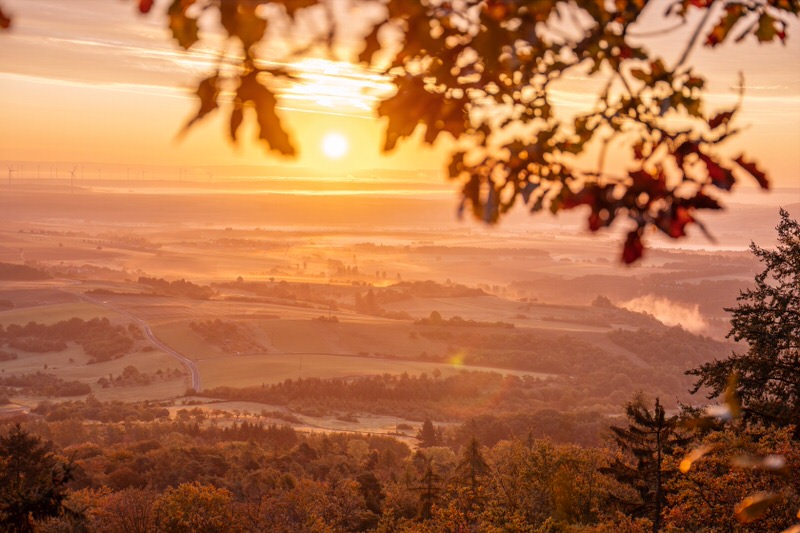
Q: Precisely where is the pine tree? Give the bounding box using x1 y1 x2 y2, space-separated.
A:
604 396 689 533
0 425 73 533
455 437 489 497
417 419 438 448
688 209 800 438
413 458 443 520
453 437 489 528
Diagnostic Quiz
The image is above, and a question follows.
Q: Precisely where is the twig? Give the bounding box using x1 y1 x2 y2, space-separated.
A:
628 20 686 38
674 1 717 70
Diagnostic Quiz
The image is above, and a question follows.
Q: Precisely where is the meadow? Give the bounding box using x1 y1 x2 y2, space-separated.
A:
0 182 794 433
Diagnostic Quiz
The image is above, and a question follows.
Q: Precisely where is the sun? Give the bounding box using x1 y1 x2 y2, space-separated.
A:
321 132 349 159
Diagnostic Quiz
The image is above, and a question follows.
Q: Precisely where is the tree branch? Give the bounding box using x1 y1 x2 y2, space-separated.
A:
674 2 718 70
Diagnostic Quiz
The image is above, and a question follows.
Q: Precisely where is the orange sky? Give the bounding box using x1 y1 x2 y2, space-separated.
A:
0 0 799 187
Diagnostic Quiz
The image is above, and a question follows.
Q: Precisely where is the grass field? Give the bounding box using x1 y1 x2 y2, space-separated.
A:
0 301 116 326
1 341 187 401
151 320 225 361
0 184 772 427
197 352 551 389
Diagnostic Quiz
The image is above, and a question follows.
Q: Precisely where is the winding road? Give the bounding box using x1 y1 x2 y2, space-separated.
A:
69 289 202 392
133 318 201 392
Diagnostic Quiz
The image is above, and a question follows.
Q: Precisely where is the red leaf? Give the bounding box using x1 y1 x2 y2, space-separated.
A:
0 7 11 29
708 110 733 130
139 0 154 14
561 187 598 210
657 206 694 238
622 231 644 264
686 191 722 210
629 168 667 199
699 153 735 190
734 155 769 189
674 141 697 169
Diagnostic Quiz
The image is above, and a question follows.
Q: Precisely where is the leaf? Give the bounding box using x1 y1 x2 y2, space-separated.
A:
484 184 499 223
704 403 734 421
686 191 722 210
732 453 787 472
138 0 154 14
679 444 714 473
734 155 769 189
685 75 704 90
723 373 741 419
281 0 318 18
169 5 199 49
460 175 481 219
359 24 382 64
705 4 745 47
530 194 546 213
236 72 295 155
378 76 435 151
229 106 243 142
0 6 11 29
447 151 465 179
756 13 778 42
630 68 649 82
561 186 598 210
734 492 780 523
181 75 220 135
520 182 538 204
699 153 736 190
708 110 734 130
657 205 694 238
220 1 267 50
622 230 644 264
674 140 697 169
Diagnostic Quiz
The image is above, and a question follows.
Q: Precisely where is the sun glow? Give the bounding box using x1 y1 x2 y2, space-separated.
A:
321 132 349 159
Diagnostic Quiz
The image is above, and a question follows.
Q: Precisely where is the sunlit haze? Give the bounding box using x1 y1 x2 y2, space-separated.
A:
0 2 799 528
0 0 799 188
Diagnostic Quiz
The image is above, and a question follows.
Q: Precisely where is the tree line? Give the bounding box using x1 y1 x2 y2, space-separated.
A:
1 210 797 530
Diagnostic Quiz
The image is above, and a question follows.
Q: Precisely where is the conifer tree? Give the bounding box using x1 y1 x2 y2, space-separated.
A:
605 396 689 533
0 425 73 533
417 419 438 448
455 437 489 497
414 458 443 520
688 209 800 438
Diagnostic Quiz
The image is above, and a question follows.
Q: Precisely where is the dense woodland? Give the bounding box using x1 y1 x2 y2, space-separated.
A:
0 396 797 532
0 211 798 532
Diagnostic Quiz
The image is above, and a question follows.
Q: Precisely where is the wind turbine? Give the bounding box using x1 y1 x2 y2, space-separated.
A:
7 166 15 186
69 166 77 192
